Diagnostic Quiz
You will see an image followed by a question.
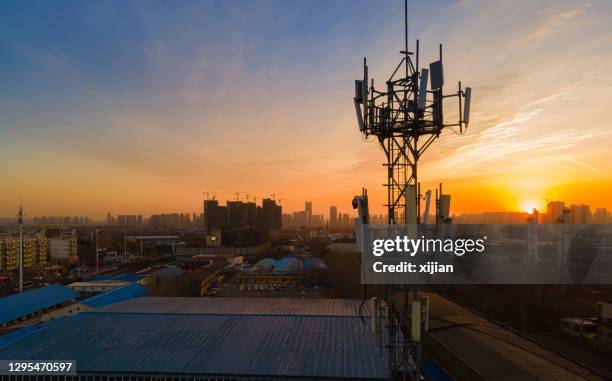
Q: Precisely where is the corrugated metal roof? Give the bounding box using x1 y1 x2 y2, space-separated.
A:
0 325 42 348
0 284 78 325
81 283 146 308
83 274 144 282
98 297 373 316
0 312 387 379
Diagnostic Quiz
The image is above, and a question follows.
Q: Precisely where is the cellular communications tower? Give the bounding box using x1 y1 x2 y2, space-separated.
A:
353 1 472 379
353 4 471 225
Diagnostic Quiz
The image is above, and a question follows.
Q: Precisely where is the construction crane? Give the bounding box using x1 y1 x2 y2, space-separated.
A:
271 193 283 201
202 191 231 201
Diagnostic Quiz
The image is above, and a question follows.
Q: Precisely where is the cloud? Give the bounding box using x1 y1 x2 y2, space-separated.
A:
563 154 601 173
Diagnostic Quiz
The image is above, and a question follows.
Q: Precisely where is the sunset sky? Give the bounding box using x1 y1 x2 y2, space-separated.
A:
1 0 611 219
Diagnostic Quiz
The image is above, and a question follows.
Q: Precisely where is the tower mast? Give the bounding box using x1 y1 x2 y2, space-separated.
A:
17 204 24 293
353 1 472 378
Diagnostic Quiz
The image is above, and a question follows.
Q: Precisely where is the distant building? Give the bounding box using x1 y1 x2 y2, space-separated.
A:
592 208 609 224
149 213 191 228
546 201 565 224
305 201 312 226
329 206 338 227
203 199 228 233
370 214 388 224
227 201 248 229
569 204 590 225
259 199 282 231
341 213 350 226
293 211 308 227
117 215 143 227
310 214 324 227
32 216 92 225
282 213 293 228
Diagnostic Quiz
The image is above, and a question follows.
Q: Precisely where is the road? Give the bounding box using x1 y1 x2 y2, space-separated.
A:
426 293 608 381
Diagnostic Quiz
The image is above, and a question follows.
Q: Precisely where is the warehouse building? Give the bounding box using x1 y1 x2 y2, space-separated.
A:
0 284 78 328
0 297 390 380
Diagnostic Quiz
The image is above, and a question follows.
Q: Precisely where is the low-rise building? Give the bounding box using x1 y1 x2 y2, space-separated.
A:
0 229 47 275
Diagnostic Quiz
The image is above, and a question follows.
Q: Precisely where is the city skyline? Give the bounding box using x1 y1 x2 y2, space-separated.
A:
2 197 610 225
2 0 612 218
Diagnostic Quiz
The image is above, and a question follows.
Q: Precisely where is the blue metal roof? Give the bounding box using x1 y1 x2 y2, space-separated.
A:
0 284 78 325
83 274 144 282
0 325 43 348
303 257 328 271
254 257 276 271
81 283 146 308
273 256 303 274
0 312 388 379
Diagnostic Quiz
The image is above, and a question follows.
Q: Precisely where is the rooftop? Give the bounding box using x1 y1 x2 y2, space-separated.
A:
67 280 132 288
0 310 387 379
98 297 372 316
0 284 78 326
81 283 146 308
83 274 144 282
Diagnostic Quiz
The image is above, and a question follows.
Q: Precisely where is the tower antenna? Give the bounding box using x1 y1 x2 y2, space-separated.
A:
352 1 472 379
17 203 24 293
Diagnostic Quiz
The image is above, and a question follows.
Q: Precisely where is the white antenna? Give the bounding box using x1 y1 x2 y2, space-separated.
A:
463 87 472 124
354 100 365 132
418 68 429 110
422 190 432 224
429 60 443 90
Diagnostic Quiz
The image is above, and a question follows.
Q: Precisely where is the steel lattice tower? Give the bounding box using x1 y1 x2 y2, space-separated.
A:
353 1 471 379
354 13 470 226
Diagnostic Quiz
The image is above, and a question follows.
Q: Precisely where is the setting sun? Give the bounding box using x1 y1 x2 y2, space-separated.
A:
520 201 540 214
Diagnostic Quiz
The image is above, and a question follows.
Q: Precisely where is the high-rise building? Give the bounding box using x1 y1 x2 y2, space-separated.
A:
310 214 324 227
592 208 609 224
227 201 246 229
341 213 350 226
293 211 308 227
117 215 143 227
329 206 338 227
546 201 565 224
203 200 228 233
282 213 293 228
569 204 590 225
259 199 282 231
305 202 312 226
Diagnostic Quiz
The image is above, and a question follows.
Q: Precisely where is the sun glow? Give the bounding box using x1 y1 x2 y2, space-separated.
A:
520 201 539 214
